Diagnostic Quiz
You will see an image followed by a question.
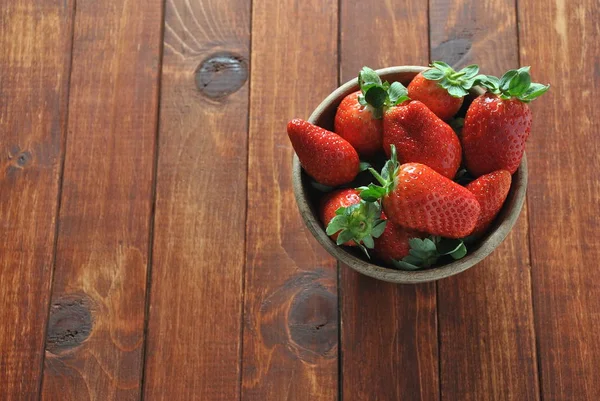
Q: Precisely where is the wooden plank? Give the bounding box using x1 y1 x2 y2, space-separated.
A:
241 0 339 399
339 2 439 400
430 1 541 400
0 1 73 399
519 0 600 399
142 0 250 398
39 0 163 399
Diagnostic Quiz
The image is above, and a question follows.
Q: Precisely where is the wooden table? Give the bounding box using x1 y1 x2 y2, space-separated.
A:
1 0 598 399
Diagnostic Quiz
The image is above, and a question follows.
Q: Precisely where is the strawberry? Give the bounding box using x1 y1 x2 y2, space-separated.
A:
462 67 549 176
333 67 414 156
383 100 462 179
287 118 359 187
407 62 480 121
334 90 383 156
373 217 422 263
360 145 481 239
321 189 386 255
466 170 512 235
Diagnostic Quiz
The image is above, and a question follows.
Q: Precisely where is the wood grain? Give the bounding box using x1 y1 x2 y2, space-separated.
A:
0 1 73 399
519 0 600 398
430 1 540 400
142 0 250 399
339 2 439 400
241 0 339 399
39 0 163 399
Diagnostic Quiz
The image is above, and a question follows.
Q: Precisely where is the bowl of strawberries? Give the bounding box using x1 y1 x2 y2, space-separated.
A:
289 64 548 283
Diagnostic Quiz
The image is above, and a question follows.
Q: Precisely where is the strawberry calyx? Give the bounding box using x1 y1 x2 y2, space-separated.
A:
358 67 410 119
474 66 550 102
422 61 480 98
391 236 468 270
326 200 387 258
359 144 401 202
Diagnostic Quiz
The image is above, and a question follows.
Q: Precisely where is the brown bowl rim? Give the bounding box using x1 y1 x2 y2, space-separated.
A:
292 66 528 283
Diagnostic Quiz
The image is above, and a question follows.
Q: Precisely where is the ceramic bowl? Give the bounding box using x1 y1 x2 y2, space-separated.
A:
292 66 527 283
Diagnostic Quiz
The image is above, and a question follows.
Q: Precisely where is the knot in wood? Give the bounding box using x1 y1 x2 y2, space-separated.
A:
16 151 32 167
287 284 337 359
46 295 93 354
195 52 248 99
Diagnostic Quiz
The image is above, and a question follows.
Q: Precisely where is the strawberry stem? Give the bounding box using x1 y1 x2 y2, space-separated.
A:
368 168 387 187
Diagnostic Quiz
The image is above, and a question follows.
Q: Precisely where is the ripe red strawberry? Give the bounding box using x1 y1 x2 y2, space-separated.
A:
361 146 481 238
383 100 462 179
320 189 386 254
407 62 479 121
320 189 361 245
466 170 512 235
462 67 549 176
334 90 383 156
373 217 422 263
287 118 359 187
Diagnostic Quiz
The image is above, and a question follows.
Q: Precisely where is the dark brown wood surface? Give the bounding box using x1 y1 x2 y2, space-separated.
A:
39 0 163 399
142 0 250 399
430 1 540 400
241 0 339 399
0 1 73 399
1 0 599 400
339 2 440 401
519 0 600 399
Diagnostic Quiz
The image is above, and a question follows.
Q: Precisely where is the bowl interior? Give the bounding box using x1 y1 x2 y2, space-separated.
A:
292 66 527 283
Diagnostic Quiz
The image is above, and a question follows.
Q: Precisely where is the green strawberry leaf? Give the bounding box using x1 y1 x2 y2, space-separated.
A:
336 229 354 245
422 68 445 81
371 220 387 238
474 74 501 93
362 235 375 249
326 215 348 235
520 83 550 102
450 242 468 260
436 238 465 256
392 259 422 271
408 238 427 252
507 67 532 97
359 67 382 87
359 161 372 172
447 84 469 98
359 184 387 202
423 238 437 252
432 61 453 73
388 81 409 106
364 86 388 109
499 69 519 92
358 94 368 106
460 64 480 78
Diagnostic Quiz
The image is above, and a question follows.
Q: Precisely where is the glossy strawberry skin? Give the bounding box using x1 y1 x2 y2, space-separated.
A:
462 94 532 176
407 73 463 121
334 91 383 157
382 163 481 238
287 119 359 186
320 189 361 245
373 217 422 263
466 170 512 235
383 101 462 179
